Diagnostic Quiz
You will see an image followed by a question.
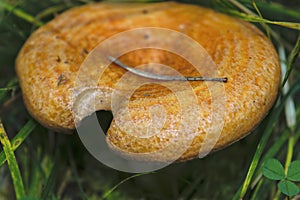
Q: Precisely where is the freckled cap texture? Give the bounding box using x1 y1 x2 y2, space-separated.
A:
16 2 280 161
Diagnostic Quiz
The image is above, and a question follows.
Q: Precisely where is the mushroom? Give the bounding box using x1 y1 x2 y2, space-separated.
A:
16 2 280 162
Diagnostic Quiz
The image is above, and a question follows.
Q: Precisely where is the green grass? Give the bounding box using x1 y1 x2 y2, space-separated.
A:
0 119 25 199
0 0 300 199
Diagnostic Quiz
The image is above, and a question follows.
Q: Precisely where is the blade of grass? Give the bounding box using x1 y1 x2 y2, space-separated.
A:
18 138 42 198
213 0 235 10
0 86 18 92
0 119 37 167
225 0 300 31
250 178 264 200
35 4 69 21
0 1 43 26
67 146 88 200
282 36 300 87
57 169 71 199
284 135 295 175
296 118 300 160
178 175 203 200
226 0 252 14
41 160 59 199
0 118 25 199
28 154 41 197
251 0 270 38
26 139 49 196
239 0 300 19
251 130 289 188
227 10 300 30
101 172 154 200
218 0 293 50
233 80 300 200
0 77 19 103
273 189 281 200
279 45 297 128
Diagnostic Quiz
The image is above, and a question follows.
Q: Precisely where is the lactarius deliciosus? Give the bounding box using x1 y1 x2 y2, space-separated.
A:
16 2 280 162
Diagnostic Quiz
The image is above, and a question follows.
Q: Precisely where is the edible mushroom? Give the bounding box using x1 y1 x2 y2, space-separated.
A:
16 2 281 162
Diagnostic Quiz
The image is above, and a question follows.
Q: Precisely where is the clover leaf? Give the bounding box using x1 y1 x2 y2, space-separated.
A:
287 160 300 182
262 159 300 197
262 159 285 180
278 179 300 197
